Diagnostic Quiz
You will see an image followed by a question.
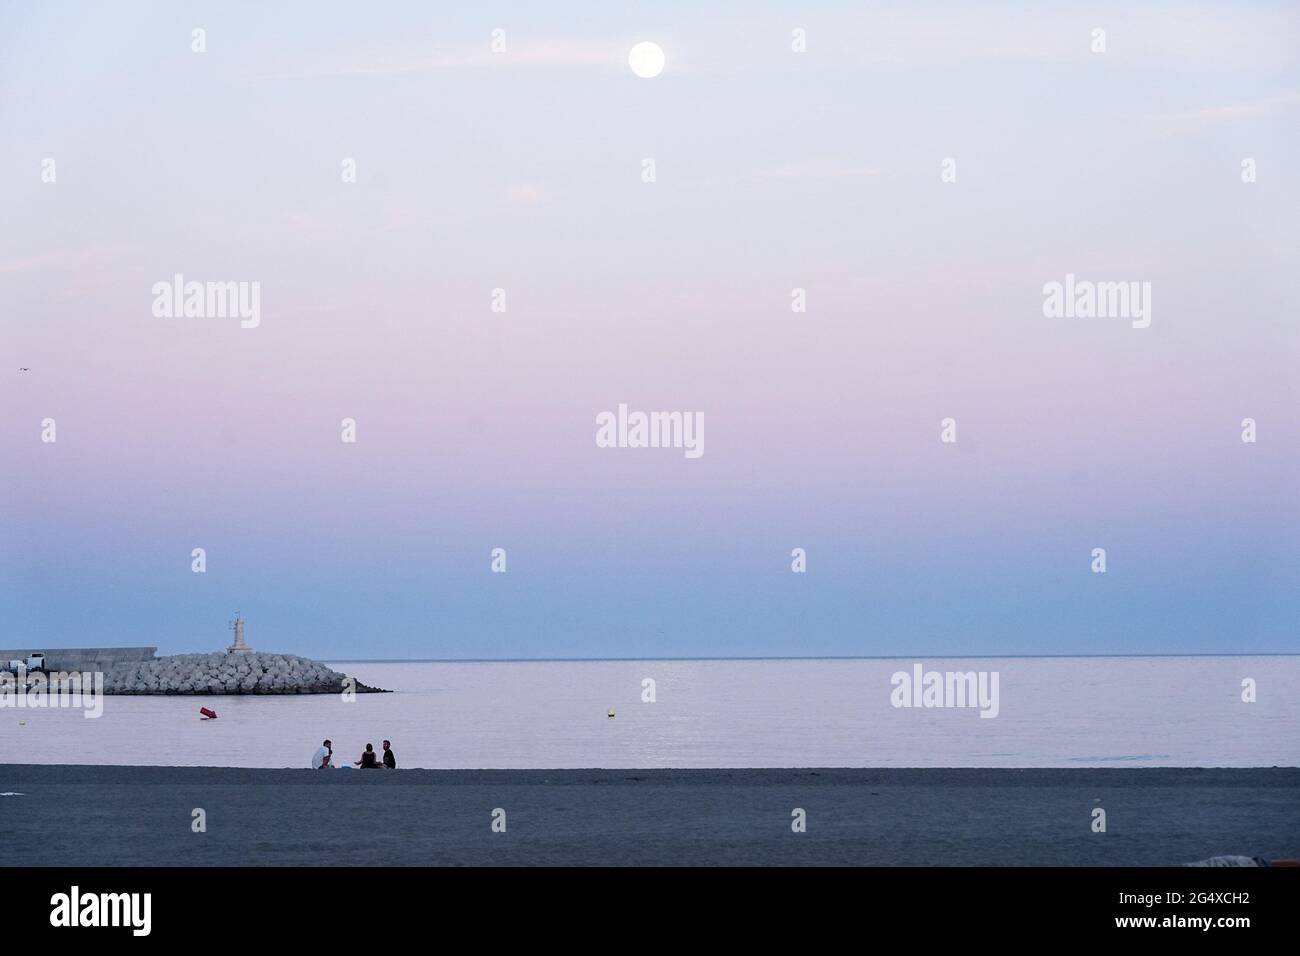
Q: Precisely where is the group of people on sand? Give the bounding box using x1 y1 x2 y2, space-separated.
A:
311 738 396 770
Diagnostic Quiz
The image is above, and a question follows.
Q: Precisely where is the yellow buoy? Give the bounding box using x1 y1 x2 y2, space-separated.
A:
607 708 615 718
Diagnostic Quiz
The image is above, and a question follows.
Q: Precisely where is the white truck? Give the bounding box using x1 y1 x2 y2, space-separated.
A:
4 653 45 673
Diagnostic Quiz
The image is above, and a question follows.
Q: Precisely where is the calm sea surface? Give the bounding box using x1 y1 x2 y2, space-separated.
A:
4 657 1297 769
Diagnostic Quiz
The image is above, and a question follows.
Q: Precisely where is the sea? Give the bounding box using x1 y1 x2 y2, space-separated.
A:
3 656 1297 769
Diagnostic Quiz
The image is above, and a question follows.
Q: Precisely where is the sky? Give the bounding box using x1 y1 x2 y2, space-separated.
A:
1 1 1297 658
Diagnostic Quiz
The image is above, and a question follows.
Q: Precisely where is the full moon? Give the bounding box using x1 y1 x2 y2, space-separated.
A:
627 41 665 79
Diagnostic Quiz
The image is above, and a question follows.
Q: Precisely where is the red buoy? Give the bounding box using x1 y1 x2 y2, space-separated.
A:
199 707 218 720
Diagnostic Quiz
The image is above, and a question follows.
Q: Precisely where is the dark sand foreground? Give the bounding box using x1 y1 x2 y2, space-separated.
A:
3 765 1297 866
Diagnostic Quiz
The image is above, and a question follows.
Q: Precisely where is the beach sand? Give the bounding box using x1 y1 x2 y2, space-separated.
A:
3 765 1297 866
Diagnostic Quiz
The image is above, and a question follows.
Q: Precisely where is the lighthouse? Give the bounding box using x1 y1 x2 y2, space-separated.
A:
227 611 252 654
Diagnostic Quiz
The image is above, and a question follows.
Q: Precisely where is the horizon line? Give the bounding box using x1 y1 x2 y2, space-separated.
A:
317 652 1300 663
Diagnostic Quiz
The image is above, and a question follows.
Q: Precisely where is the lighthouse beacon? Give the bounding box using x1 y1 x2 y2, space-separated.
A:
227 611 252 654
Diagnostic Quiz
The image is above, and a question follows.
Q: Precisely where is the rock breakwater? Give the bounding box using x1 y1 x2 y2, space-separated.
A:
100 652 386 695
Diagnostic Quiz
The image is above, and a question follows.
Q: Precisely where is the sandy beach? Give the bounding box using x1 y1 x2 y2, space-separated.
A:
4 765 1297 866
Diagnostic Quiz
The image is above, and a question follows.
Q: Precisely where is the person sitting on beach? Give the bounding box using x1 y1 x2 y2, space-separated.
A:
381 739 396 769
312 739 333 770
355 743 381 769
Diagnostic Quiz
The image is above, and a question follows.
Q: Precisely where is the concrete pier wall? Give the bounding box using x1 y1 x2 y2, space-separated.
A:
0 647 158 670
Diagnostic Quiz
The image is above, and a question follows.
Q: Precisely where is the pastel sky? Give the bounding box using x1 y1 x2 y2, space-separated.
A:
2 2 1297 658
